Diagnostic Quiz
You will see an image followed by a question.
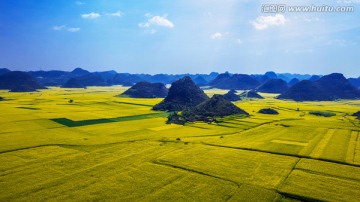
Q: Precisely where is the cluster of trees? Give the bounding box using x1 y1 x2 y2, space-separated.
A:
353 111 360 120
167 111 219 125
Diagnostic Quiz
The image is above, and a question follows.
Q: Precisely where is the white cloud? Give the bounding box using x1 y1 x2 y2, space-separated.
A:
67 27 80 32
106 11 123 17
75 1 85 6
81 12 101 19
53 25 66 31
236 39 243 44
53 25 80 32
250 14 287 30
211 33 223 40
210 32 229 40
139 15 174 29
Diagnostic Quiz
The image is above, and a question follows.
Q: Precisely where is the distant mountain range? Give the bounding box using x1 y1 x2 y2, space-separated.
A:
0 68 322 89
0 68 359 101
0 71 46 92
256 79 289 94
278 73 360 101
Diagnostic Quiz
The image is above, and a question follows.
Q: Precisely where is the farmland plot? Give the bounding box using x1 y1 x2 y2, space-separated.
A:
0 87 360 201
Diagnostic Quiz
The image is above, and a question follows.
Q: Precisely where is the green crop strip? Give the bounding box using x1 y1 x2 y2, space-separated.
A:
51 112 168 127
16 107 40 110
116 101 155 107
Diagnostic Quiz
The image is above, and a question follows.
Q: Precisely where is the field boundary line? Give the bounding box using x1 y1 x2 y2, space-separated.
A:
153 159 284 202
0 139 149 154
277 190 326 202
115 101 155 107
201 142 360 168
275 158 301 191
354 131 360 164
294 168 360 183
152 160 241 188
182 118 295 138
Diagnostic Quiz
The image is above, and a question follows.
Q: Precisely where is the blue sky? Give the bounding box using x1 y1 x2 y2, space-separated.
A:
0 0 360 77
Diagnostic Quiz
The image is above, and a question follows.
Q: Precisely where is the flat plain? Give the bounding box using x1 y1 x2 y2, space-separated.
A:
1 86 360 201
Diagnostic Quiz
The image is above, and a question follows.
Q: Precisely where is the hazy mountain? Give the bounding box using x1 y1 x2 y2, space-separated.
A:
0 71 45 91
256 79 289 94
193 76 208 86
208 72 231 86
30 70 68 78
309 75 321 81
264 71 277 79
153 76 208 111
278 73 360 101
0 68 11 75
62 73 107 88
348 77 360 89
121 82 168 98
252 75 270 84
240 90 264 99
108 73 143 86
94 70 118 81
62 78 85 88
206 72 220 82
29 70 71 86
277 73 312 82
223 89 241 101
288 78 300 87
71 67 90 76
210 73 260 90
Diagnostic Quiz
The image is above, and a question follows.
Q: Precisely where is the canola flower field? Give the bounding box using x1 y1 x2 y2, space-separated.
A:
0 86 360 201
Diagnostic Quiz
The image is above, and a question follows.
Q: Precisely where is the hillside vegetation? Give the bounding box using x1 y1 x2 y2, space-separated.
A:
153 76 208 111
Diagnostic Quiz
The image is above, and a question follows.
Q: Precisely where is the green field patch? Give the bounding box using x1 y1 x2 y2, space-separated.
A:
51 112 168 127
309 110 336 117
215 123 241 128
221 119 259 127
116 101 155 107
16 107 40 110
272 106 300 112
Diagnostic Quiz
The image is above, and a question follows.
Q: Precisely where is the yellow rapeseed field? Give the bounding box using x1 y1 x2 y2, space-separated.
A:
0 87 360 201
